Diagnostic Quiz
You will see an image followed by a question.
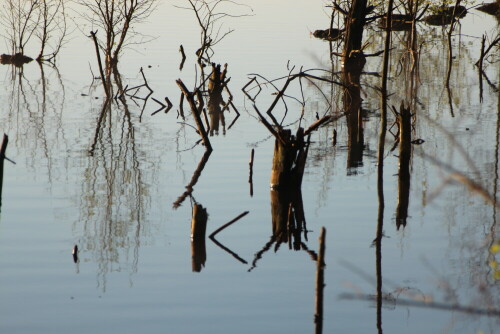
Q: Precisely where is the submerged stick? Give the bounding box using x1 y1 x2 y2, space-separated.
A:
314 227 326 334
0 134 8 208
176 79 212 151
179 44 186 70
89 31 109 96
249 148 255 196
210 236 248 264
249 148 255 182
209 211 249 239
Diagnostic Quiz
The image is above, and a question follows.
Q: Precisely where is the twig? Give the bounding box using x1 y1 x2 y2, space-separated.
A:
209 236 248 264
209 211 249 238
179 44 186 70
139 67 153 93
89 31 109 96
165 97 173 113
249 148 254 183
176 79 212 151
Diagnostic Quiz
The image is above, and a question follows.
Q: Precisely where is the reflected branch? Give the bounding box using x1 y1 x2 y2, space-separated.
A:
173 149 212 209
340 293 500 317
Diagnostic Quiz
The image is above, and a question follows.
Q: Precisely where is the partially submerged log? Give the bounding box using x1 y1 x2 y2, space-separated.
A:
0 53 33 67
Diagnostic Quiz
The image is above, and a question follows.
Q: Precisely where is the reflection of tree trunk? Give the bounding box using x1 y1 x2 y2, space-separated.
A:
342 57 366 171
343 0 368 65
270 188 306 250
396 104 412 230
342 0 369 170
173 149 212 208
191 203 208 272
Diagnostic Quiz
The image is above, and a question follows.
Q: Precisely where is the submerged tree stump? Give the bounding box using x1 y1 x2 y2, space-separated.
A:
208 63 228 135
270 127 308 189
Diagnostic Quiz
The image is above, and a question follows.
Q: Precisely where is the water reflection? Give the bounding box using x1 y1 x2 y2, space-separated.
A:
1 64 67 183
79 69 149 289
342 56 366 172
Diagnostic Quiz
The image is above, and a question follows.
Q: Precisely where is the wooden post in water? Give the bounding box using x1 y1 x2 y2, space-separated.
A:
0 134 8 209
314 227 326 334
191 203 208 272
396 103 412 229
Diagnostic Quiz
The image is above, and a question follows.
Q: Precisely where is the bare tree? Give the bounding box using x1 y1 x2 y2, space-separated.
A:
0 0 40 55
36 0 68 62
177 0 252 64
80 0 157 68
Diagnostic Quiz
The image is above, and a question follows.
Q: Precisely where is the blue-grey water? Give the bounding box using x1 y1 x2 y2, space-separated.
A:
0 1 499 333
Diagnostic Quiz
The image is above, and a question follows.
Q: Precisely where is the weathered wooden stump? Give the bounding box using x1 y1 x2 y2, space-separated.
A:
270 127 308 189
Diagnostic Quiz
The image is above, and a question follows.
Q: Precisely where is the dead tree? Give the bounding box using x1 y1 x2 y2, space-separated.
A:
80 0 157 69
342 0 369 67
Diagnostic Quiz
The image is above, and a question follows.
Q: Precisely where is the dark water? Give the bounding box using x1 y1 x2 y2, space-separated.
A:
0 1 499 333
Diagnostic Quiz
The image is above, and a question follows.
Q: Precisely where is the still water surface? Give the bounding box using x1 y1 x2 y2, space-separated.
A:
0 1 499 333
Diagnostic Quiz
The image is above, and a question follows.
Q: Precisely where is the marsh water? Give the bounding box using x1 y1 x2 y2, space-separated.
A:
0 1 499 333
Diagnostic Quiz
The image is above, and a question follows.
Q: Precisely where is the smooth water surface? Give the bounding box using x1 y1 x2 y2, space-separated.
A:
0 1 499 333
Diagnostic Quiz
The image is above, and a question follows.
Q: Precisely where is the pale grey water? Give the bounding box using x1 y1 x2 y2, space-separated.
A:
0 1 499 333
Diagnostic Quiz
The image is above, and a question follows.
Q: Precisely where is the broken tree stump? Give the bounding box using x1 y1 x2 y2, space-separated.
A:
270 127 309 189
